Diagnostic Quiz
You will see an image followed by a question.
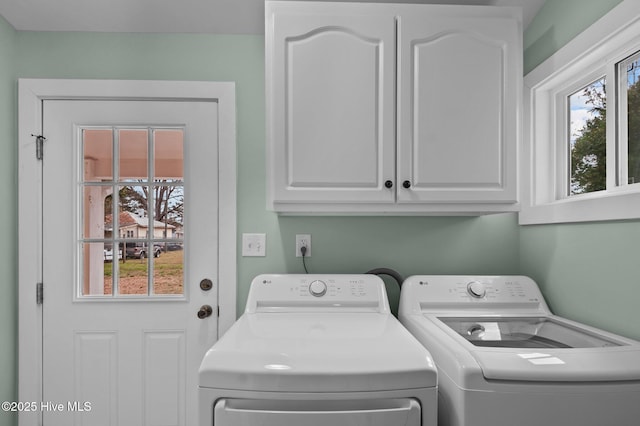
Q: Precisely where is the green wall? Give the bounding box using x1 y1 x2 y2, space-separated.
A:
522 0 640 341
0 14 16 426
520 221 640 339
524 0 623 73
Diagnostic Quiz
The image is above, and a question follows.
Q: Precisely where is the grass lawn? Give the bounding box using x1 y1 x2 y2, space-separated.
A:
104 249 183 295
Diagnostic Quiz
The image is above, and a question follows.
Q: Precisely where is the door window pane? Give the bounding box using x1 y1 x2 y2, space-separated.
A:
119 129 148 181
153 247 184 295
155 129 184 181
83 129 113 181
119 185 149 228
119 246 150 295
82 242 110 296
568 77 606 195
83 185 113 240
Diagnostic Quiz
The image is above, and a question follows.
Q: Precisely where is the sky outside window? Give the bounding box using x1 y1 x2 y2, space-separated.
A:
568 78 606 196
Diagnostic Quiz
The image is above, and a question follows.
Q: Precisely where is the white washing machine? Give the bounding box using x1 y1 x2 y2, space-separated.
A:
398 275 640 426
199 274 438 426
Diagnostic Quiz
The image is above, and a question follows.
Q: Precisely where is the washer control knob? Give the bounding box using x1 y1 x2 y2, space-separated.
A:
467 281 486 298
309 280 327 297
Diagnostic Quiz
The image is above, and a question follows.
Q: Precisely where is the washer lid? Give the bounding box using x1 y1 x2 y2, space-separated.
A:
199 313 437 392
438 316 640 382
439 317 622 349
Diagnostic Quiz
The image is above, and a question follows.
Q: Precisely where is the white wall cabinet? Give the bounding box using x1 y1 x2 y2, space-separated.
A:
266 1 521 214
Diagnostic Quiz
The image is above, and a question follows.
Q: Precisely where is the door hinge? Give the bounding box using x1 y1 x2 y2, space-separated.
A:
36 282 43 305
33 134 46 160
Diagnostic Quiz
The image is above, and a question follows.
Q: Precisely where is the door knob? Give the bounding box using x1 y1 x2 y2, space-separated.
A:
402 180 411 189
197 305 213 319
384 180 393 188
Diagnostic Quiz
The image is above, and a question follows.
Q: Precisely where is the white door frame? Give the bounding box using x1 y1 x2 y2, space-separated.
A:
18 79 237 425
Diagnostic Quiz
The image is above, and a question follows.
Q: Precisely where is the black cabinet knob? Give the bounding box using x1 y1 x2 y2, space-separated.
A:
384 180 393 189
402 180 411 189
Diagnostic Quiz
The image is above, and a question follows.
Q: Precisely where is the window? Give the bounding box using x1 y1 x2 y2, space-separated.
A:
568 77 606 196
619 51 640 186
522 1 640 224
81 127 185 297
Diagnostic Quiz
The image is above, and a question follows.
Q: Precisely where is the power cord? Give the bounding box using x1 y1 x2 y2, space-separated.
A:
300 245 309 273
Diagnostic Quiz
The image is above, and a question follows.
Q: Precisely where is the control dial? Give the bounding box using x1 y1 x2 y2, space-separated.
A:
309 280 328 297
467 281 486 298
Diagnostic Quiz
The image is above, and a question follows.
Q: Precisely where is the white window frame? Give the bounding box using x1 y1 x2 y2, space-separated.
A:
617 49 640 186
521 0 640 225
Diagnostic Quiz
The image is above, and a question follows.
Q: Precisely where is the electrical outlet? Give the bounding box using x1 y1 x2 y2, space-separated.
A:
295 234 311 257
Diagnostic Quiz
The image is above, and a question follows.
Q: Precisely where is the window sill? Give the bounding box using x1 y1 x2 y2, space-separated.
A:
519 188 640 225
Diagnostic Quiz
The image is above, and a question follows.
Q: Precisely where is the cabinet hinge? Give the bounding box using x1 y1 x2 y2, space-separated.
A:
217 306 220 317
33 134 46 160
36 282 43 305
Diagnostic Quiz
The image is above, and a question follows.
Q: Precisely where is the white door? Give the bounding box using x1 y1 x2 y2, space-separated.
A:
41 99 219 426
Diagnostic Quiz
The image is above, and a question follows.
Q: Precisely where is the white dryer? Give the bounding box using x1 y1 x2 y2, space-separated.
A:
199 274 438 426
398 275 640 426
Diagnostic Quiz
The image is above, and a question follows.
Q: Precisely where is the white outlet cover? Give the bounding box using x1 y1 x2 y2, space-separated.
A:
295 233 311 257
242 233 266 257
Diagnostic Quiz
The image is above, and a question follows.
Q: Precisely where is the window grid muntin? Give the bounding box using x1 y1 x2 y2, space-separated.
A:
79 125 185 299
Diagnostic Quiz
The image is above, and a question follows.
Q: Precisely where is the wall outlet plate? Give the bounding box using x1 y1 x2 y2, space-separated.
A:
295 234 311 257
242 233 266 257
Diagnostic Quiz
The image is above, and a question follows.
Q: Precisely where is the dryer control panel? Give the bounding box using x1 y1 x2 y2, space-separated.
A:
245 274 391 313
399 275 551 315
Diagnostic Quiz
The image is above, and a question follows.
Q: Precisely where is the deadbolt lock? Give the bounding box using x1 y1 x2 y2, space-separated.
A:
200 278 213 291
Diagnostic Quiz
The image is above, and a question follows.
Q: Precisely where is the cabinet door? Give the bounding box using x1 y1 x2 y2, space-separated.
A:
397 8 521 204
266 2 396 209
